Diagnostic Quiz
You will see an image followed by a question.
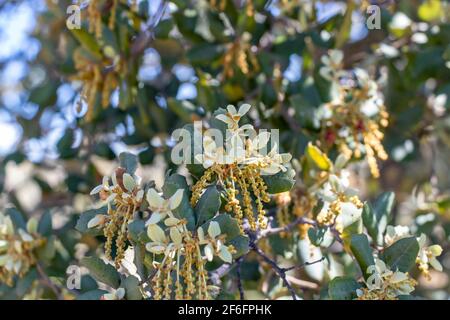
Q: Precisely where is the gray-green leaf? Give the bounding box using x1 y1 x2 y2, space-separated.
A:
381 237 419 273
262 171 295 194
328 277 361 300
119 152 139 174
81 257 121 289
362 192 395 246
350 234 375 280
195 185 221 227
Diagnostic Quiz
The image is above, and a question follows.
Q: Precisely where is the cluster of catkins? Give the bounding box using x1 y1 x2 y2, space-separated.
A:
0 213 45 286
319 49 389 178
145 192 235 300
190 104 293 232
71 0 137 120
88 169 237 299
88 168 144 267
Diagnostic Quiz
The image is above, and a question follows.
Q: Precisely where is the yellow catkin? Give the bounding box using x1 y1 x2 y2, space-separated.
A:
114 209 131 268
102 72 115 108
292 195 313 239
152 235 214 300
191 163 272 233
99 180 141 266
191 167 215 207
276 206 290 238
225 176 244 234
104 209 118 261
87 0 102 39
109 0 118 29
152 275 163 300
246 0 254 17
248 167 270 229
236 169 257 231
163 257 173 300
196 244 209 300
175 279 183 300
183 245 195 299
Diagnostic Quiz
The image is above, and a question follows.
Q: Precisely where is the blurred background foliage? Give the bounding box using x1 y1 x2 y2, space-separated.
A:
0 0 449 299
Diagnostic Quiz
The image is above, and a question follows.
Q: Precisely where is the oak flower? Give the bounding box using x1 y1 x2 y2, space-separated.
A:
416 233 443 279
357 259 417 300
145 188 184 225
215 104 251 131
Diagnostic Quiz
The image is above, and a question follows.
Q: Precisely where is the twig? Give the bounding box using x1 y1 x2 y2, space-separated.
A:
131 0 168 56
140 268 158 286
259 216 316 238
236 256 245 300
210 215 329 299
283 257 325 272
285 275 319 290
36 263 64 300
249 241 298 300
209 262 235 286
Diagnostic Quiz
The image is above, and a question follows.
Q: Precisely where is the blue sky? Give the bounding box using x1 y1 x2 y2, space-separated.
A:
0 1 42 155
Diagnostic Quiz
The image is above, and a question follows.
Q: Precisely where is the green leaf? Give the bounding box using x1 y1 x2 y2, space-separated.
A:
187 43 224 65
167 98 197 122
180 123 206 178
38 211 52 237
5 207 27 230
381 237 419 272
362 192 395 246
350 234 375 280
328 277 361 300
154 19 174 38
70 29 102 59
94 142 116 160
335 1 355 48
127 219 146 243
262 171 295 194
81 257 121 289
75 207 107 236
76 289 108 300
341 216 363 248
209 108 228 137
373 192 395 220
80 275 99 293
308 226 334 248
15 268 38 297
28 82 58 107
121 276 142 300
57 129 78 159
119 152 139 174
203 214 240 239
162 173 196 230
36 235 56 262
228 235 249 258
195 185 221 227
289 79 322 130
138 147 155 165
